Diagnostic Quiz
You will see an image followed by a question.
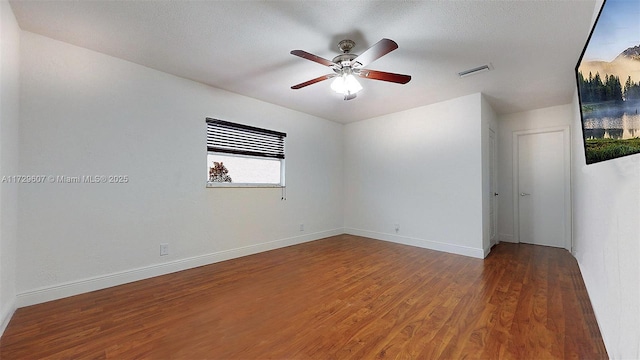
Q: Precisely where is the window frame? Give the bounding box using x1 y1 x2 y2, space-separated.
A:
206 118 286 188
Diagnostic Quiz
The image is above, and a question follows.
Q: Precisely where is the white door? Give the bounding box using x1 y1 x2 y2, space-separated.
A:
516 128 570 248
489 129 498 246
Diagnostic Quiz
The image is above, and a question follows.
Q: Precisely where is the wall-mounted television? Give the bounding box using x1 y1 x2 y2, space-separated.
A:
576 0 640 164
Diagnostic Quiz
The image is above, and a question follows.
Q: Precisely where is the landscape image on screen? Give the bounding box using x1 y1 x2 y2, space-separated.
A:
576 0 640 164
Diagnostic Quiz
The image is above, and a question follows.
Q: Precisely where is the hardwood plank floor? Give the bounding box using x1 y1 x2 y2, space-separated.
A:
0 235 607 359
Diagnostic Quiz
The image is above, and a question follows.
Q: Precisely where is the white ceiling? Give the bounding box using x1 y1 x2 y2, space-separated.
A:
9 0 597 123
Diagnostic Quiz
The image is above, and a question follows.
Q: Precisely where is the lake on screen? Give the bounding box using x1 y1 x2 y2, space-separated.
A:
583 106 640 140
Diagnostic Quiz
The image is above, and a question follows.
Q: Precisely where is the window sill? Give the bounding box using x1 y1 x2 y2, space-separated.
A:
206 182 283 188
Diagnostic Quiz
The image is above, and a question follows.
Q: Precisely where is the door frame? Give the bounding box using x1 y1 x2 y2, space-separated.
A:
489 128 498 247
512 126 572 251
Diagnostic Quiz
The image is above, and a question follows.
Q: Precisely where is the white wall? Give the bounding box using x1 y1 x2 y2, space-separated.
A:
571 1 639 356
0 0 20 335
571 92 640 359
344 93 486 258
16 32 344 306
496 104 573 243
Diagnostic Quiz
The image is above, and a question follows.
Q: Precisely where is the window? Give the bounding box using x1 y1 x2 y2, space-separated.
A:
206 118 286 187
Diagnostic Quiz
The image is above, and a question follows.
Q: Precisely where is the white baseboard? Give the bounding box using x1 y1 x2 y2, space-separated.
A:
0 298 16 337
575 260 611 356
345 228 486 259
16 228 344 307
499 233 516 243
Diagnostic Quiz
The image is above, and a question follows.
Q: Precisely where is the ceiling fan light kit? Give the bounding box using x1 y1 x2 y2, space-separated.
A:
330 73 363 97
291 38 412 100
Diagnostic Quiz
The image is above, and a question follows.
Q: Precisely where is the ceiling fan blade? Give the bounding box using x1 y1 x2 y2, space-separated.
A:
353 38 398 68
290 50 335 67
358 70 411 84
291 74 336 89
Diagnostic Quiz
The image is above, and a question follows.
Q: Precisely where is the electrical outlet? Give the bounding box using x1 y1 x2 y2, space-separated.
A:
394 223 400 233
160 243 169 256
299 224 304 232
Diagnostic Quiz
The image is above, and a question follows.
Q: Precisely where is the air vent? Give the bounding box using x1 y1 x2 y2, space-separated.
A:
458 64 491 78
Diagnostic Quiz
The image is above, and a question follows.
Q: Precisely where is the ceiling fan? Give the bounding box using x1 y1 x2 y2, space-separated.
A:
290 38 411 100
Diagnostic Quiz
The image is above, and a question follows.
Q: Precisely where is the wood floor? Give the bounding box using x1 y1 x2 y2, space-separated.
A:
1 235 607 359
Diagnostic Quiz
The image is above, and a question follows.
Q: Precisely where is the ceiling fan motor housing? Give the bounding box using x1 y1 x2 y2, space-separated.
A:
332 53 358 71
333 40 359 70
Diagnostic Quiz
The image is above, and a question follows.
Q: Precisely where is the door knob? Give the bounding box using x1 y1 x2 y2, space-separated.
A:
494 193 499 196
520 192 530 196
